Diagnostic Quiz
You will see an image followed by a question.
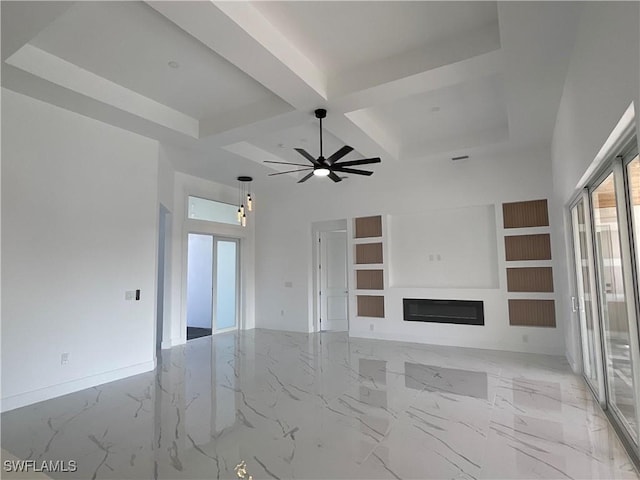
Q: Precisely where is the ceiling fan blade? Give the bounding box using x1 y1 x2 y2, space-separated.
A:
294 148 320 166
264 160 312 167
326 145 354 165
268 167 313 176
334 157 381 167
297 172 315 183
328 171 343 182
332 167 373 176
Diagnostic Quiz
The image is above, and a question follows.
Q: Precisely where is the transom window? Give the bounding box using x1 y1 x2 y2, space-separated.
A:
187 196 239 225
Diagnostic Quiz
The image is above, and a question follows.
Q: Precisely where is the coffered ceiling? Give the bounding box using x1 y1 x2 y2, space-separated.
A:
1 1 583 186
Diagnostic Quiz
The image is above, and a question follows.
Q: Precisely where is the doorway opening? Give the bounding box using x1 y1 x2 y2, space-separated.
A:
313 220 349 332
186 233 240 340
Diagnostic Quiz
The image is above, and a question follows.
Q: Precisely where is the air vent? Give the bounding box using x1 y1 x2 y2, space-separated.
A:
452 155 469 161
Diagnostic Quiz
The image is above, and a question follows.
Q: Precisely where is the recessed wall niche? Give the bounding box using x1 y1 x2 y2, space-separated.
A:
353 215 386 319
508 299 556 327
356 270 384 290
388 205 498 288
507 267 554 292
357 295 385 318
355 242 383 264
502 198 556 329
355 216 383 238
504 234 552 261
503 199 549 228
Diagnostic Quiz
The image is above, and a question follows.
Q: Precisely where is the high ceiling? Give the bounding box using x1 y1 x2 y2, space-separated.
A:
1 1 583 186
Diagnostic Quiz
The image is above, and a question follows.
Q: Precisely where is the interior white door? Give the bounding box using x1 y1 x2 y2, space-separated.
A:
319 231 348 331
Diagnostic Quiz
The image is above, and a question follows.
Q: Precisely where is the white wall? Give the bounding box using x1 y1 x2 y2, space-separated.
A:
162 151 256 347
157 146 175 349
255 145 566 355
1 89 159 411
551 2 640 371
388 205 499 289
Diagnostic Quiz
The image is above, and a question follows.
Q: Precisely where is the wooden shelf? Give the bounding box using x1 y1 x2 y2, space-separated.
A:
353 236 383 244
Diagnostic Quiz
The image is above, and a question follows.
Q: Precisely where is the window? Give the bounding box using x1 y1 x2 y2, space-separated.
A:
187 196 239 225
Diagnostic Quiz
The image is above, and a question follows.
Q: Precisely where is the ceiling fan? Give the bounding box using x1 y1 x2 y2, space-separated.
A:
265 109 381 183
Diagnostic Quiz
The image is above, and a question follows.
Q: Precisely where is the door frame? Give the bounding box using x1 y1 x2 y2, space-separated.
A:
311 219 349 333
156 204 172 350
184 230 242 340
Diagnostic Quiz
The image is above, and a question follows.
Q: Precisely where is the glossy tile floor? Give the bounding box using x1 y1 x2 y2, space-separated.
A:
2 329 639 479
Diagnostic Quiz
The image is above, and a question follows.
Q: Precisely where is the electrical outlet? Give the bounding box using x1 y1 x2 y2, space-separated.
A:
284 281 293 288
522 334 529 344
429 254 434 261
61 352 69 365
281 309 285 316
436 254 442 261
125 291 135 301
370 323 374 331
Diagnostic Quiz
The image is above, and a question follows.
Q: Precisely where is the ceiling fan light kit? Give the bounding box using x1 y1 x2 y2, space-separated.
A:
265 109 381 183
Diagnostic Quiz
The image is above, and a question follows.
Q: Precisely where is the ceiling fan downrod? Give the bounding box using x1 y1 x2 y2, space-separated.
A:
315 108 326 160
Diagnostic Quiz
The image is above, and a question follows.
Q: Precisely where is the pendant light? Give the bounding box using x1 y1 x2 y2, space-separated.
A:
237 176 253 227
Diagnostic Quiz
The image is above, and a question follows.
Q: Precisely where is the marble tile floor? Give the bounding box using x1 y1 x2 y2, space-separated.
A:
2 329 638 480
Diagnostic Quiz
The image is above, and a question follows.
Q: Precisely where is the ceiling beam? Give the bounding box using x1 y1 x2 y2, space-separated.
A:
147 1 326 111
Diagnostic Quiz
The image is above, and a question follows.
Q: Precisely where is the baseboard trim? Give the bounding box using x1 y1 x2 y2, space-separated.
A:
1 360 156 412
566 352 581 374
349 330 565 356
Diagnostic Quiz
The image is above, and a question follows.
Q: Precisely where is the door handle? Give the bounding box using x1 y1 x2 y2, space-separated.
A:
571 296 578 313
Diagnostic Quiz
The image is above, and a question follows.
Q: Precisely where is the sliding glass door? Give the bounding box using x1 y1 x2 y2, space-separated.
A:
591 171 638 439
570 196 603 398
570 139 640 458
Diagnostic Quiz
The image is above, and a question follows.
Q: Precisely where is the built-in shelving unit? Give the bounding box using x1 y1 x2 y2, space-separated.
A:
353 215 385 318
502 199 556 327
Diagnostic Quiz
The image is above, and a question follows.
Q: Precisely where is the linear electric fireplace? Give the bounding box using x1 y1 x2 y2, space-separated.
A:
403 298 484 326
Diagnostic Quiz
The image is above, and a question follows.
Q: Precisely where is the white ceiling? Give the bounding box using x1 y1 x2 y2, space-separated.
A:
252 1 498 74
365 74 508 157
1 1 584 186
30 1 278 120
249 121 362 164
